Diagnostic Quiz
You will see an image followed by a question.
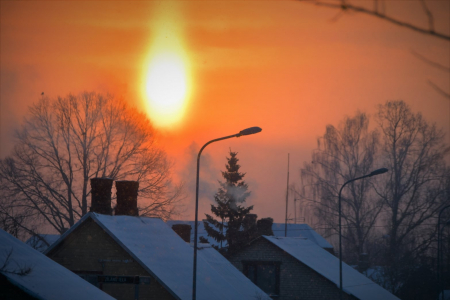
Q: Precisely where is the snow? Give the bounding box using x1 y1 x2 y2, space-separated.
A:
26 234 60 252
47 213 269 300
166 220 333 249
0 229 115 300
195 244 271 300
271 223 333 249
263 236 399 300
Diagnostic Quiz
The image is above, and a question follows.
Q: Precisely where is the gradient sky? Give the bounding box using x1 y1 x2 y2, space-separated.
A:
1 1 449 224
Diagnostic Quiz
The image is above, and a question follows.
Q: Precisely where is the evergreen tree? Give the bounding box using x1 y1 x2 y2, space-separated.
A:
204 150 253 255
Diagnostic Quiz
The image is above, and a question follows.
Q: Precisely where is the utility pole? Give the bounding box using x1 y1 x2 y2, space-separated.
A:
285 153 289 237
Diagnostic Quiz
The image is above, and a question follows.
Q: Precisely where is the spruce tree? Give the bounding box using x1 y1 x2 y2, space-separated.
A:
204 150 254 255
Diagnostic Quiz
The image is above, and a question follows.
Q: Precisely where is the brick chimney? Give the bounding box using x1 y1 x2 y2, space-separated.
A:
90 178 113 215
115 181 139 216
172 224 192 243
257 217 274 236
243 214 257 230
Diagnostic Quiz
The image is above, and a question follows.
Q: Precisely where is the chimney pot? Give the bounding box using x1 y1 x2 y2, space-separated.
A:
115 181 139 216
90 178 113 215
257 217 274 236
172 224 192 243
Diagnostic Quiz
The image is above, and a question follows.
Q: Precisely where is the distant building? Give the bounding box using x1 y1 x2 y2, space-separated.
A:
228 235 400 300
26 234 60 253
167 220 334 253
0 229 114 300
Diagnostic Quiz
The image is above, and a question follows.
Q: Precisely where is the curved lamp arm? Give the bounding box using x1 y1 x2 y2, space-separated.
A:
192 126 261 300
338 168 388 300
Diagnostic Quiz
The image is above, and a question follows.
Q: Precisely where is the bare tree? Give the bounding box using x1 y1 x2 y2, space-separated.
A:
374 100 449 293
0 92 184 234
300 112 381 264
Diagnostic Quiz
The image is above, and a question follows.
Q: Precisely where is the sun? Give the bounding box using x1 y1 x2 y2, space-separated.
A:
144 52 189 126
142 3 191 128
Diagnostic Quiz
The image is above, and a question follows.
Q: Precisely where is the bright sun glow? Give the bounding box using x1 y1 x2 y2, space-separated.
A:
142 3 191 128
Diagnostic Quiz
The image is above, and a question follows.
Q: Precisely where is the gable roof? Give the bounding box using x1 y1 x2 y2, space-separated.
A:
46 213 270 300
261 236 399 300
0 229 115 300
166 220 333 249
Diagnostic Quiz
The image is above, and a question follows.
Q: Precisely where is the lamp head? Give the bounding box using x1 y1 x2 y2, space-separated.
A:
237 127 262 137
369 168 389 177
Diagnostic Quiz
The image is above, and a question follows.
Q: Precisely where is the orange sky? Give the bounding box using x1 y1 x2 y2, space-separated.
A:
1 1 449 223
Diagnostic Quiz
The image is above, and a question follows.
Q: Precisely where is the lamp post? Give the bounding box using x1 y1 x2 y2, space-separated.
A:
438 205 450 300
192 126 262 300
338 168 388 300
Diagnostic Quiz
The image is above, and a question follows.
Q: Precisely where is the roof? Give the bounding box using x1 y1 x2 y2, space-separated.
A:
166 220 333 249
26 234 60 253
195 243 269 300
0 229 115 300
46 213 270 300
261 236 399 300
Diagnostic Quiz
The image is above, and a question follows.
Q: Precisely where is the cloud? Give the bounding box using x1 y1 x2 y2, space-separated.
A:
177 142 219 207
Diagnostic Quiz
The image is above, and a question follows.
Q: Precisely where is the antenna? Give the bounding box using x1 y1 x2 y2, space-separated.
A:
294 198 298 224
285 153 290 237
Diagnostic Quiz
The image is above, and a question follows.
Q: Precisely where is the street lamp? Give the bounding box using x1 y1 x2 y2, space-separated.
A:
438 205 450 300
338 168 388 300
192 126 262 300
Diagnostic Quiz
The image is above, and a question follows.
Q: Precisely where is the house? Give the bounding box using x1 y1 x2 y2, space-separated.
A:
228 235 400 300
45 212 271 300
0 228 115 300
44 178 271 300
166 220 334 253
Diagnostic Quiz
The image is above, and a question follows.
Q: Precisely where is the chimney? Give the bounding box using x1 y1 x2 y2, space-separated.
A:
243 214 257 230
90 178 113 215
257 217 274 236
115 181 139 216
172 224 192 243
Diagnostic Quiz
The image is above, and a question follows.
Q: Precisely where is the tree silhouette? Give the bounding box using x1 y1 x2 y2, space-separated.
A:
0 92 184 235
204 150 254 255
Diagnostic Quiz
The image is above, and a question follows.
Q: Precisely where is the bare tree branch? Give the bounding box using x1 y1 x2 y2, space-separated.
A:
411 50 450 73
0 92 185 234
428 80 450 100
0 248 33 276
301 0 450 41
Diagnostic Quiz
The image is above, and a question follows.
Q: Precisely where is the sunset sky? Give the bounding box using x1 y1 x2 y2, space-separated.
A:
1 1 449 224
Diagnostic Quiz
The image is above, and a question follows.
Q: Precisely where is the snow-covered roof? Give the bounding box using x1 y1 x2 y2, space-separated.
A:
262 236 399 300
46 213 270 300
195 243 270 300
26 234 60 253
166 220 333 249
0 229 115 300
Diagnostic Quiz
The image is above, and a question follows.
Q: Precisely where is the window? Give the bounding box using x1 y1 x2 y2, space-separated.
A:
243 261 280 297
